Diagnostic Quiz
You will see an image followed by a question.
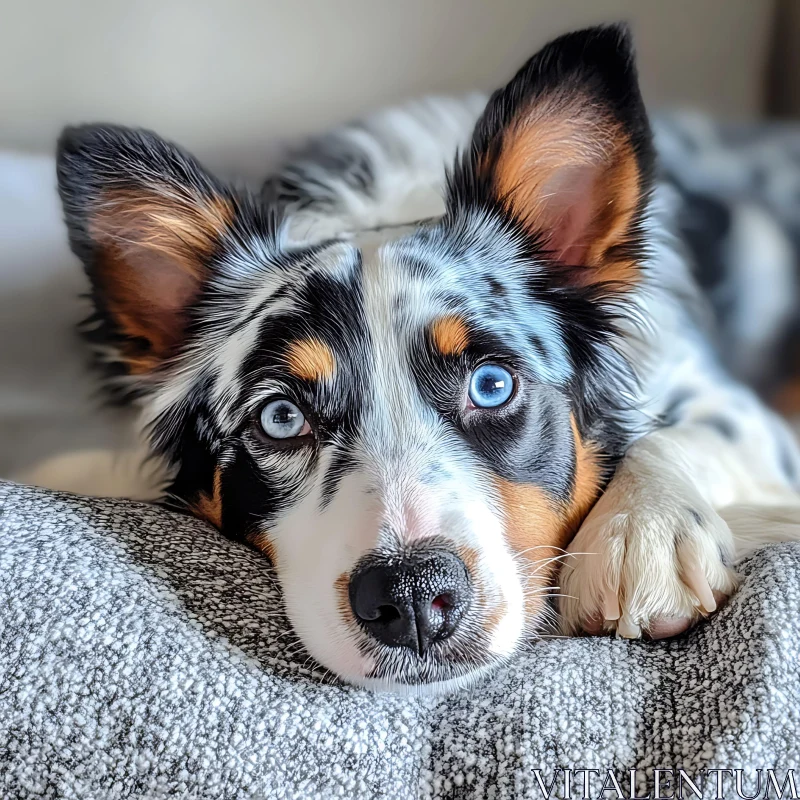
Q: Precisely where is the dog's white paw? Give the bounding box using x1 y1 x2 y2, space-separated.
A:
558 445 740 639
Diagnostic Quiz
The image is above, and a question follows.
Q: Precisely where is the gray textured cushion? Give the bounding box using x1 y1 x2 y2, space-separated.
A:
1 480 798 799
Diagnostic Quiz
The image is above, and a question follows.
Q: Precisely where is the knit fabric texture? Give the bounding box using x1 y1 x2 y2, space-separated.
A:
1 481 798 799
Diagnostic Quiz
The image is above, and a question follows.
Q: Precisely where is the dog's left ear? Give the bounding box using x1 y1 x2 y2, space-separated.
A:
447 24 655 287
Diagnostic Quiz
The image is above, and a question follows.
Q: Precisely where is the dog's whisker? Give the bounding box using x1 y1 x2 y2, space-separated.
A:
528 554 575 575
524 591 576 602
513 544 572 557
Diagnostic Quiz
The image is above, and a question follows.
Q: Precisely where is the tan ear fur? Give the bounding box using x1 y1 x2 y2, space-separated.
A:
89 188 233 372
488 94 644 286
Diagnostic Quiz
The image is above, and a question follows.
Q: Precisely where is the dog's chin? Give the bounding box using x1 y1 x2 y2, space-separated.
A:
347 661 502 696
297 636 512 695
334 646 508 696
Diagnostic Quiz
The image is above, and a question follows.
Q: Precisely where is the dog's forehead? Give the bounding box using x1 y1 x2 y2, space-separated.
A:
147 219 571 436
241 220 497 352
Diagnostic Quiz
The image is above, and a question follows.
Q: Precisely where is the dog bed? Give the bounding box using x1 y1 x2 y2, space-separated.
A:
1 479 798 799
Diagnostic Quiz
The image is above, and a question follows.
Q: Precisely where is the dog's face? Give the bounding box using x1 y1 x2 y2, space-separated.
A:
57 25 654 691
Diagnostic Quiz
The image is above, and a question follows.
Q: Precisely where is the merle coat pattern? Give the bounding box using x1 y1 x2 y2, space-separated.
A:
55 25 800 691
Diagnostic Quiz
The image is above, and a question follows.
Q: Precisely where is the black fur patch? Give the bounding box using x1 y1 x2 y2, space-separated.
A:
659 388 696 428
696 413 739 442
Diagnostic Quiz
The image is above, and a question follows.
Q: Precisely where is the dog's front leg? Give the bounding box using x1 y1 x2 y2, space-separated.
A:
559 395 800 638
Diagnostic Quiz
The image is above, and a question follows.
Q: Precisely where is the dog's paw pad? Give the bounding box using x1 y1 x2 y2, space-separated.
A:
642 616 692 639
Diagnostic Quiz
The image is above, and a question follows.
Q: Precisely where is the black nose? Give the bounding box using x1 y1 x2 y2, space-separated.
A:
348 550 472 655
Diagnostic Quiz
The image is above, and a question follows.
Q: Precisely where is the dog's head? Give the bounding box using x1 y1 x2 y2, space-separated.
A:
57 25 654 691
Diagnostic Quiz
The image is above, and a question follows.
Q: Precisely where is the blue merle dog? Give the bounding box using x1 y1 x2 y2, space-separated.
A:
55 25 800 691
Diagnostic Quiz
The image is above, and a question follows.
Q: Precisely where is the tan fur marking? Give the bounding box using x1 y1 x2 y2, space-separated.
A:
773 377 800 417
90 190 233 368
496 420 603 561
335 572 352 624
566 416 604 529
489 96 642 287
94 244 174 373
285 338 336 382
495 419 603 618
94 190 233 266
194 466 223 530
250 530 278 565
431 315 470 357
578 139 641 286
496 479 567 562
496 478 570 621
491 98 595 217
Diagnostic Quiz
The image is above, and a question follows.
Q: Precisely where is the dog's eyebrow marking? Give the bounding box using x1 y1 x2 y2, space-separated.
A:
430 315 469 357
285 338 336 381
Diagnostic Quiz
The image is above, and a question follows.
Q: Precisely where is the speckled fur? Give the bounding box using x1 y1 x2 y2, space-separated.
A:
53 25 800 688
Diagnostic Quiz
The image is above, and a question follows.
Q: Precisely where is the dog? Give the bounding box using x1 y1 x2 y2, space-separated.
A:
55 24 800 692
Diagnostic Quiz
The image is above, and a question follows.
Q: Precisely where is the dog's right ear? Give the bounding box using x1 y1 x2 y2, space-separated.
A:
446 24 654 290
57 125 235 375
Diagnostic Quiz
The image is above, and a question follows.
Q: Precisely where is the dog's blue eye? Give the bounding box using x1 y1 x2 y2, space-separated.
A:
468 364 515 408
259 399 310 439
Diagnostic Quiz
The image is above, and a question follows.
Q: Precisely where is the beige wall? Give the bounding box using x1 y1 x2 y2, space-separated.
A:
0 0 776 172
768 0 800 117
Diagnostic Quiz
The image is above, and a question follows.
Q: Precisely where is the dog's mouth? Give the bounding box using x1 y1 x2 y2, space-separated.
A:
356 639 505 694
342 601 515 693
